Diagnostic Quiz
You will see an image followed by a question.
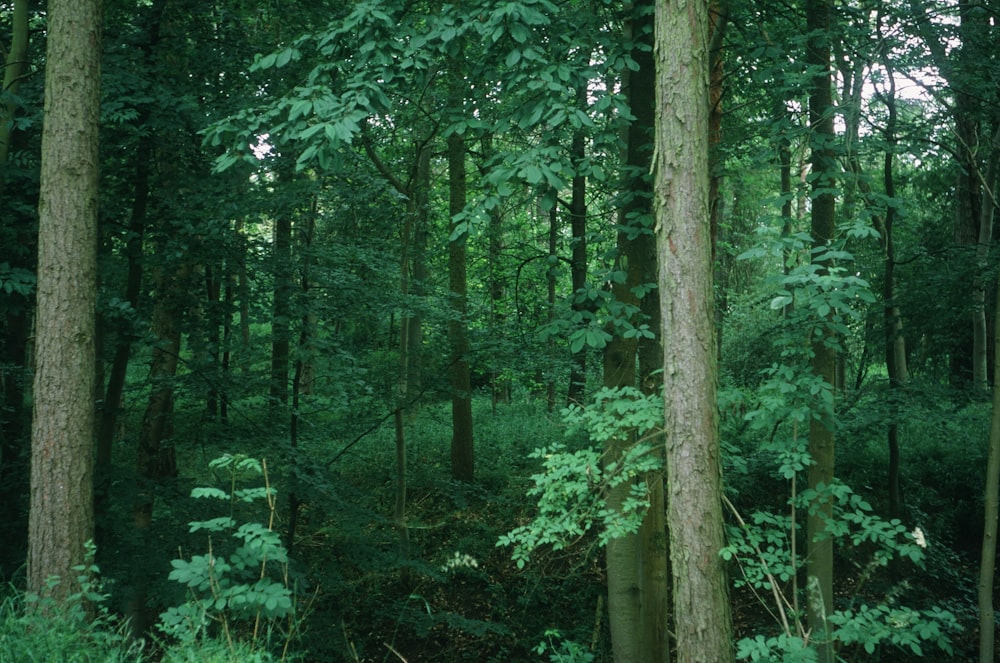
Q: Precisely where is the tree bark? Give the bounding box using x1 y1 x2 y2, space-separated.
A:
96 0 166 479
270 213 293 409
287 202 316 556
805 0 837 659
547 203 559 412
448 124 474 483
0 0 28 192
654 1 733 660
605 2 669 659
980 102 1000 654
876 53 909 526
27 0 102 602
567 91 589 406
0 3 32 513
603 320 642 663
979 250 1000 663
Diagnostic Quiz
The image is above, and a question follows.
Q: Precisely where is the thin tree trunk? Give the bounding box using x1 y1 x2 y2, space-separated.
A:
0 0 28 193
205 264 222 418
94 0 167 502
605 2 669 659
0 0 32 517
407 147 431 404
973 125 1000 392
287 201 316 556
654 0 732 660
567 94 589 406
129 259 182 634
95 128 151 544
603 313 642 663
0 309 29 538
979 246 1000 662
878 58 908 525
448 121 474 483
221 256 234 423
270 214 292 409
547 203 558 412
236 219 251 377
805 0 837 659
27 0 102 602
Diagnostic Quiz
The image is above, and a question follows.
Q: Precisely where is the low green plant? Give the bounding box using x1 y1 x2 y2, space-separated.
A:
158 453 299 660
533 629 596 663
725 230 960 659
723 411 959 659
497 386 663 568
0 542 144 662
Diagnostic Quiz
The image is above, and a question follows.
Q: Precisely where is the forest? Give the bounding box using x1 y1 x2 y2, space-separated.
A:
1 0 999 661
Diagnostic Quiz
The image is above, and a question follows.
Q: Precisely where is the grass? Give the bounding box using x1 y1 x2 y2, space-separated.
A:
0 582 289 663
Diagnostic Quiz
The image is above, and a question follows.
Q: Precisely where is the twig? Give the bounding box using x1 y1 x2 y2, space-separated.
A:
383 641 408 662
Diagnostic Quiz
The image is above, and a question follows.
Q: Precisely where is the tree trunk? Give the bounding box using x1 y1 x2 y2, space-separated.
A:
236 219 252 378
96 124 152 478
135 262 183 509
605 2 669 659
547 203 559 412
407 146 431 403
567 94 589 406
287 202 316 556
483 133 509 411
270 214 293 409
95 127 151 546
127 256 183 634
448 119 474 483
654 1 732 660
205 263 222 418
973 126 1000 392
805 0 837 659
603 321 642 663
221 254 234 423
0 0 28 193
877 56 909 525
27 0 101 602
0 2 32 527
979 253 1000 662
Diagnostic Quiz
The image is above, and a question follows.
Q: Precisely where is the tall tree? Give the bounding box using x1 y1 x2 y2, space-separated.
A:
805 0 837 659
95 0 168 535
448 50 474 483
603 1 668 659
0 0 27 191
0 0 33 573
980 266 1000 663
654 0 733 660
876 30 909 526
27 0 102 600
270 169 294 410
567 83 590 406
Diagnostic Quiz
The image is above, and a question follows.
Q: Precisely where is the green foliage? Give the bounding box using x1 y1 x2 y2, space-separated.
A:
0 262 35 300
725 225 962 659
828 604 958 657
735 633 816 662
533 629 595 663
497 387 662 567
158 454 298 658
538 269 656 355
0 543 143 663
739 231 876 358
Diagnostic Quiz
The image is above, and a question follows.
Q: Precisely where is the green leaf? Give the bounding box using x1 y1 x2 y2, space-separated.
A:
275 47 296 68
191 487 229 500
189 517 235 533
521 164 543 184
